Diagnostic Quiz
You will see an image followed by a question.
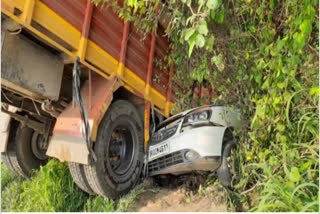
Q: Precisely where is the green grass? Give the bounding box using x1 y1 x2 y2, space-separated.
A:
1 160 88 212
0 160 152 212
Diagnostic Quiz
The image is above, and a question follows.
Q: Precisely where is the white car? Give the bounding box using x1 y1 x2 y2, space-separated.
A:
147 105 242 188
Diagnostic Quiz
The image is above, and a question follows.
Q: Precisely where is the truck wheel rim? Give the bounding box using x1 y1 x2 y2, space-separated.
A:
31 132 48 160
108 125 135 175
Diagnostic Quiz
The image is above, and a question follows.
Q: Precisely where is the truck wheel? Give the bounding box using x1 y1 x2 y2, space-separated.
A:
2 122 48 178
68 162 94 194
84 100 144 199
15 124 48 178
2 120 26 177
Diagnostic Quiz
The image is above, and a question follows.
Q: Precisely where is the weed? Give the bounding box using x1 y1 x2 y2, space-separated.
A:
1 163 17 190
1 178 23 211
83 196 115 212
116 180 158 211
1 160 88 212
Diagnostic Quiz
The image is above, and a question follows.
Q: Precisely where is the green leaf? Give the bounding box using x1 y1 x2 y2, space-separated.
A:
205 35 215 51
195 34 205 48
214 8 225 23
300 19 312 35
211 54 224 71
293 32 306 51
300 161 312 172
309 86 319 96
188 33 197 57
198 21 208 36
184 28 196 41
206 0 219 10
289 167 301 183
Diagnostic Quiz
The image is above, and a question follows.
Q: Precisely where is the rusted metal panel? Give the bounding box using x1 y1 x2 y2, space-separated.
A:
47 75 122 164
1 33 64 101
152 26 170 95
41 0 86 31
89 6 123 61
40 0 172 98
46 135 90 164
81 0 93 38
126 28 151 81
144 101 151 152
119 22 129 64
147 32 156 87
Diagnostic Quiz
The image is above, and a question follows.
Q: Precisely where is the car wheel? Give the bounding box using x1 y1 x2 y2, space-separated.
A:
217 136 240 189
84 100 144 199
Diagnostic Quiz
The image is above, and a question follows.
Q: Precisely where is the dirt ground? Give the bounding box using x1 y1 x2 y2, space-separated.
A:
128 187 227 212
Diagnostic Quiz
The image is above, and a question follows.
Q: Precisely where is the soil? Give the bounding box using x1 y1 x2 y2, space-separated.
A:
128 187 227 212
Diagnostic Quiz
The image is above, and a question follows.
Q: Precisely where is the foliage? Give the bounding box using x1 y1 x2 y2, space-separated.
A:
1 172 24 211
1 163 17 190
83 196 115 212
1 160 88 212
93 0 319 211
1 160 152 212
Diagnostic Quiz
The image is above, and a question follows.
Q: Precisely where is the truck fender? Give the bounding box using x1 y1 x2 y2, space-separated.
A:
46 75 122 164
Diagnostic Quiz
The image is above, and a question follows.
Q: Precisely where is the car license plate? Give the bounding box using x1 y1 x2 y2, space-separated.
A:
149 143 169 159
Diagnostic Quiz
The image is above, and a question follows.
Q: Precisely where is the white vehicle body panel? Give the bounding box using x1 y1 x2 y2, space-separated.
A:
147 105 242 176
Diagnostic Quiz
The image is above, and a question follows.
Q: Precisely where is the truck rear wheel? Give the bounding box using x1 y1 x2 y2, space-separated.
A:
68 162 94 194
84 100 144 199
2 121 48 178
1 120 25 177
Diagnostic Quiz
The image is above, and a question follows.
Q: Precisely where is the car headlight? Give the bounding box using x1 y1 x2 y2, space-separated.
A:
185 110 211 123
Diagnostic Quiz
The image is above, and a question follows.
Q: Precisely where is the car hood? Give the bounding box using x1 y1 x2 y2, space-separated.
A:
157 104 242 131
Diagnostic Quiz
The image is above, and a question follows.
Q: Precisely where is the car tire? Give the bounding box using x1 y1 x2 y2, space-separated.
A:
217 136 239 189
69 162 95 194
84 100 144 199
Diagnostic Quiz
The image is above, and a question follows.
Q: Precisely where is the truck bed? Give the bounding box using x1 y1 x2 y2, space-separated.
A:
1 0 174 116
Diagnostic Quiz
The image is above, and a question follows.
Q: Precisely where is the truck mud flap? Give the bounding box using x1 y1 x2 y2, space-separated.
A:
46 75 121 164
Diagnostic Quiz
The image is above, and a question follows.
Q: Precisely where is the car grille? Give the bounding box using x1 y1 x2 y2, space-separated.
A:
148 151 184 174
151 125 178 144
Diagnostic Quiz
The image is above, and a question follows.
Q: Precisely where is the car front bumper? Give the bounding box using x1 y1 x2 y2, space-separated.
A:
147 125 227 176
148 149 222 176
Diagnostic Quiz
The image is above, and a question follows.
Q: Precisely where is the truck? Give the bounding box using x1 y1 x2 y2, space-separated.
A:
1 0 240 199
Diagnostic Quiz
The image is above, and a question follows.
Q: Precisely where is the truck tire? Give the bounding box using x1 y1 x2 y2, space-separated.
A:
15 124 48 178
2 121 48 178
1 120 26 177
68 162 94 195
84 100 144 199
